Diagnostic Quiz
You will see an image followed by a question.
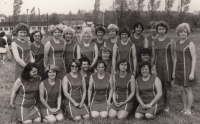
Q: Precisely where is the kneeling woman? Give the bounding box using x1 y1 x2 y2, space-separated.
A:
88 60 113 118
10 63 41 124
109 59 135 119
135 62 163 119
62 59 90 121
39 65 64 123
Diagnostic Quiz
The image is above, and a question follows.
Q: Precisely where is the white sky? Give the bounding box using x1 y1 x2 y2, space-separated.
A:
0 0 200 16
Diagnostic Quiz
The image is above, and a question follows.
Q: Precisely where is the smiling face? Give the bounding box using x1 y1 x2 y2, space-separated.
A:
157 26 167 36
119 61 128 72
179 28 188 39
33 32 41 43
18 30 27 40
102 51 110 60
30 67 38 79
97 63 105 74
141 65 150 77
71 62 79 73
97 30 104 39
64 32 73 41
81 61 89 72
121 33 129 42
135 25 142 34
53 29 61 39
150 27 157 35
48 70 57 79
82 32 91 43
141 54 150 62
109 30 117 38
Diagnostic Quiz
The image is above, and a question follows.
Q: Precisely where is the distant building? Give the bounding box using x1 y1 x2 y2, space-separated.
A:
0 15 5 22
61 20 87 33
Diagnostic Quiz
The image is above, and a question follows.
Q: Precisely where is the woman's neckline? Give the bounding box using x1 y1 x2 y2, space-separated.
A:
134 33 141 39
119 71 127 78
121 40 129 45
48 78 55 86
65 40 72 44
97 72 105 80
158 36 166 41
142 74 151 81
53 38 60 44
70 72 78 78
179 38 188 44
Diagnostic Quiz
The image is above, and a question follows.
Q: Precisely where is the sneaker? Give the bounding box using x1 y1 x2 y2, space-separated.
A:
164 106 169 112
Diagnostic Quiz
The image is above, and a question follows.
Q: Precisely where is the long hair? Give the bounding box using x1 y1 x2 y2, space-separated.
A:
30 30 43 43
21 63 38 80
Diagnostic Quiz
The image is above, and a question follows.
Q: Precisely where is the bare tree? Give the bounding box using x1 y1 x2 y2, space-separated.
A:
177 0 190 23
165 0 175 23
148 0 161 20
129 0 145 21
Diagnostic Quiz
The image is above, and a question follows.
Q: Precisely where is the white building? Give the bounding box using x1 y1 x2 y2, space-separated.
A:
61 20 87 33
0 16 5 22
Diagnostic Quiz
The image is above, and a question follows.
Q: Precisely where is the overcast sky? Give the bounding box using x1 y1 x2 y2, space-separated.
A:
0 0 200 16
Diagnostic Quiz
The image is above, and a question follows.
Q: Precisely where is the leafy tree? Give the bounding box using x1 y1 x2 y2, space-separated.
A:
177 0 191 23
129 0 145 21
165 0 175 24
148 0 161 20
49 13 60 25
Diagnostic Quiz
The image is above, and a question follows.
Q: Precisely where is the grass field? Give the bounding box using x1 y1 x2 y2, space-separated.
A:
0 31 200 124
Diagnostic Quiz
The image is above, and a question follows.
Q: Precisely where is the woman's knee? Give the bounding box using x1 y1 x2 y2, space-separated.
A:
185 87 192 93
22 120 32 124
73 116 81 121
117 111 128 120
56 113 64 121
145 113 155 119
82 114 90 120
100 111 108 118
109 109 117 118
45 115 57 123
135 113 144 119
91 111 100 118
33 117 41 123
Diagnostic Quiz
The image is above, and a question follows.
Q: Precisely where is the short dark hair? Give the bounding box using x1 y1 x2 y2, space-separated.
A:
79 56 90 66
119 27 130 38
138 61 152 76
139 48 151 57
1 32 5 37
116 59 130 72
21 63 38 80
95 26 106 35
14 23 29 34
30 30 43 43
156 21 169 34
95 60 107 70
133 22 144 33
99 46 112 60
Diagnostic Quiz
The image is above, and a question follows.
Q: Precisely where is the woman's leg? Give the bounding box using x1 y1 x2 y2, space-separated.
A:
73 116 82 121
56 113 64 121
185 87 193 113
180 86 187 112
22 120 32 124
99 111 108 119
135 112 144 119
44 115 57 123
2 53 6 64
117 110 129 120
145 113 155 119
91 111 100 118
82 114 90 120
33 117 41 123
109 109 117 118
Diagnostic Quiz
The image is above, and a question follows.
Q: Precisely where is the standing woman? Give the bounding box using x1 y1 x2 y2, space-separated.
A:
109 59 135 119
30 30 45 80
130 22 148 62
92 26 106 51
88 60 113 118
99 46 112 73
77 28 98 72
62 59 90 121
135 62 163 119
105 24 120 53
10 63 41 123
152 21 174 112
63 26 78 73
147 21 158 54
11 23 34 81
112 27 137 75
0 33 7 64
39 65 64 123
173 23 196 114
44 24 66 79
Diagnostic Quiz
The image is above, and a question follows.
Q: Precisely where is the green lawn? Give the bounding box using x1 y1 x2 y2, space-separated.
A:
0 31 200 124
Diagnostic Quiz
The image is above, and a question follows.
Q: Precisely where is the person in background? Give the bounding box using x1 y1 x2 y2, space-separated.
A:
39 65 64 123
30 30 45 80
151 21 175 112
173 23 196 115
77 28 98 72
6 32 13 60
109 59 135 119
88 60 113 118
63 26 78 73
44 24 66 79
112 27 137 75
10 63 41 124
147 21 158 53
62 59 90 121
11 23 34 81
105 24 120 53
135 61 163 119
92 26 106 51
0 32 7 64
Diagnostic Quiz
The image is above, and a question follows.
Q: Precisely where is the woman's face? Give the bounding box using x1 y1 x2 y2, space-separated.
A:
141 54 150 62
18 30 27 40
30 67 38 79
179 28 188 39
135 25 142 34
157 26 167 36
53 29 61 39
97 31 104 39
71 62 79 73
64 32 73 41
33 32 41 43
102 51 110 60
150 27 157 35
81 61 89 72
121 33 129 42
48 70 56 79
97 63 105 74
141 65 150 77
119 62 128 72
109 30 117 38
82 32 91 43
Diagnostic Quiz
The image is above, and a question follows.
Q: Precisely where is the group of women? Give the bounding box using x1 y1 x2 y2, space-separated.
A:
9 20 196 123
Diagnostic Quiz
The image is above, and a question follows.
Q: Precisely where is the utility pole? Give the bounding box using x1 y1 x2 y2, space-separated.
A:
27 9 29 25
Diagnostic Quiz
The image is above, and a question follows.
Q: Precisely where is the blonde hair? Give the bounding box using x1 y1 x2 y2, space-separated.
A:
176 23 191 35
107 24 119 34
45 65 60 74
48 24 64 34
80 28 93 41
63 25 75 36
